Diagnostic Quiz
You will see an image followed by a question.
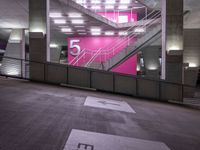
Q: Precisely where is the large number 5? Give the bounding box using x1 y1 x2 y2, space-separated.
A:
70 39 81 56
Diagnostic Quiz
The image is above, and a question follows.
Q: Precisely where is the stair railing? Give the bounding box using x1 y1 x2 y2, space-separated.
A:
85 11 161 67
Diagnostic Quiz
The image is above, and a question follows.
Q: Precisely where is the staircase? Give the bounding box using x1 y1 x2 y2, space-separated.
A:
59 0 160 29
101 24 161 70
69 11 161 70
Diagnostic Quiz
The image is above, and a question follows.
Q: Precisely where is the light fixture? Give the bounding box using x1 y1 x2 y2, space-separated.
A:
105 31 114 36
77 29 86 32
134 27 146 33
118 31 128 36
50 43 58 48
91 0 101 4
54 19 66 24
91 5 101 9
189 63 198 68
120 0 131 4
105 0 116 4
61 28 72 32
118 5 128 9
90 27 101 32
68 13 82 18
49 12 62 18
91 32 101 35
74 26 85 28
71 19 84 24
105 5 114 9
76 0 86 4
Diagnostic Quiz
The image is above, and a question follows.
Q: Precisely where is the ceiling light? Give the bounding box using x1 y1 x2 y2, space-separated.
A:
74 26 85 28
134 27 146 33
91 5 101 9
105 5 114 9
49 12 62 18
91 27 101 32
119 31 128 36
78 33 87 35
71 19 84 24
77 29 86 32
91 0 101 4
76 0 86 3
91 32 101 35
61 28 72 32
120 0 131 4
68 13 82 18
105 0 116 4
50 44 58 48
105 31 114 36
54 19 66 24
118 5 128 9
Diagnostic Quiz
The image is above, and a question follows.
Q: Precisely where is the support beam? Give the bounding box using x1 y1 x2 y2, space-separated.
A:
161 0 184 83
29 0 50 81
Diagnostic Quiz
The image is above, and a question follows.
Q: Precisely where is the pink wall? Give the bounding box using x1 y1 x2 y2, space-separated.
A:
68 37 137 75
112 55 137 75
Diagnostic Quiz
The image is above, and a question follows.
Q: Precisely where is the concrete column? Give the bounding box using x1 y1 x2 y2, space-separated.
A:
143 46 161 79
161 0 184 83
29 0 50 81
1 29 25 77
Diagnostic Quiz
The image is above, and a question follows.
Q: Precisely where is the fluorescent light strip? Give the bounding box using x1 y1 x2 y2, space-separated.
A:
91 32 101 35
61 28 72 32
76 0 86 4
91 0 101 4
120 0 131 4
105 0 116 4
119 31 128 36
68 13 82 18
105 5 114 9
118 5 128 9
71 19 84 24
77 30 86 32
91 28 101 32
49 12 62 18
91 6 101 9
74 26 85 28
105 31 114 36
54 19 66 24
78 33 87 35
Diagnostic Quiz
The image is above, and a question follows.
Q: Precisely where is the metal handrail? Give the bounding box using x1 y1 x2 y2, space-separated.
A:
86 12 161 67
70 10 160 66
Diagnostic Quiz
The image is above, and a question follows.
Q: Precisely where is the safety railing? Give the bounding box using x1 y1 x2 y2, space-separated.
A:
0 55 196 103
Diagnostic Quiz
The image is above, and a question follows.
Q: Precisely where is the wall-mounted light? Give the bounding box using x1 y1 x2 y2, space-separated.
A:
76 0 86 4
189 63 198 68
91 0 101 4
91 32 101 35
50 43 58 48
134 27 146 33
91 27 101 32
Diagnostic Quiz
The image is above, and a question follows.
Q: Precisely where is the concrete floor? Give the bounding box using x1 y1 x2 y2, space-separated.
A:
0 77 200 150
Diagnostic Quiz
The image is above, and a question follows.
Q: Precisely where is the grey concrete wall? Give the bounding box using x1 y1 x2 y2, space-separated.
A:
184 29 200 68
1 29 25 77
50 48 61 63
142 46 161 79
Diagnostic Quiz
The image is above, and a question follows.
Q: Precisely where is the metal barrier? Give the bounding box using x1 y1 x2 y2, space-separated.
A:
0 56 192 102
